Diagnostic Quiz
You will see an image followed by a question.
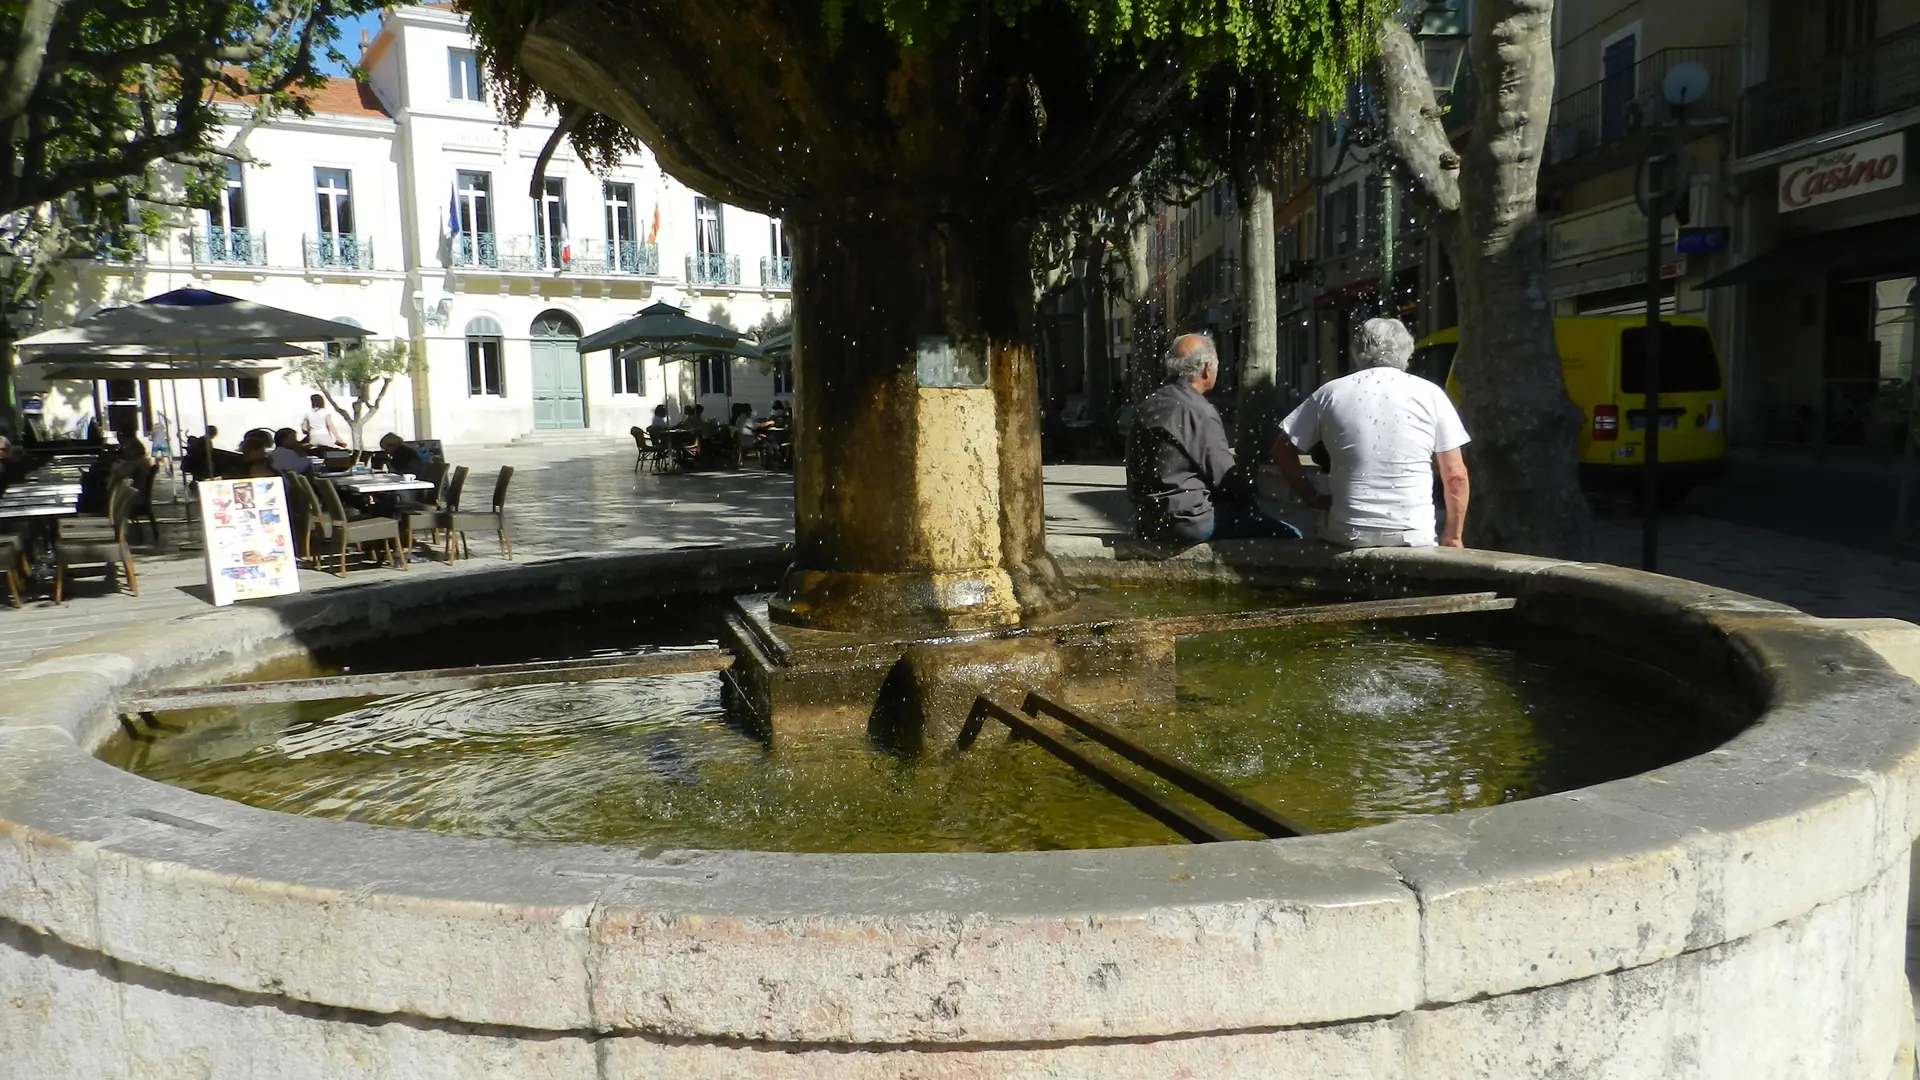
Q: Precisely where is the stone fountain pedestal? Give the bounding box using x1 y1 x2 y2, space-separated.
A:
722 594 1174 749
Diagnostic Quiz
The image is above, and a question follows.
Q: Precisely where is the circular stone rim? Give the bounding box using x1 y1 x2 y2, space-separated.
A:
1 538 1917 1046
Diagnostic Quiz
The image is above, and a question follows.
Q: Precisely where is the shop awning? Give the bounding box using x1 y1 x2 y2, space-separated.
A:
1699 213 1920 289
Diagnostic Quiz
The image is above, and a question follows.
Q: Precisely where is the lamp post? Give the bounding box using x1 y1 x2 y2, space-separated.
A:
1411 0 1469 110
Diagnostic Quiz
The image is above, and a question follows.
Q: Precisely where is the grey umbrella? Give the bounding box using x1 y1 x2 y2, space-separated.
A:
578 301 746 355
15 287 371 352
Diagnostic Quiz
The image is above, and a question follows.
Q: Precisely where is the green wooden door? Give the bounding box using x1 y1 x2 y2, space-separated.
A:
530 314 585 429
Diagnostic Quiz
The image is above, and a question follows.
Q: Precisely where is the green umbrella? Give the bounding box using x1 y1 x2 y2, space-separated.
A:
579 301 746 354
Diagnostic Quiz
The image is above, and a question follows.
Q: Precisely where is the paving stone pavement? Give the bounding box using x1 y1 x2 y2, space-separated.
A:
14 452 1920 666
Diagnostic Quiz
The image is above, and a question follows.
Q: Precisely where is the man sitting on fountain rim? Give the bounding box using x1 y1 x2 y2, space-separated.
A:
1271 316 1471 549
1127 332 1303 544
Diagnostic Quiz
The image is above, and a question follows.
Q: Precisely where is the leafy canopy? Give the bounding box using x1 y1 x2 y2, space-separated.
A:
0 0 382 219
460 0 1385 174
288 339 410 403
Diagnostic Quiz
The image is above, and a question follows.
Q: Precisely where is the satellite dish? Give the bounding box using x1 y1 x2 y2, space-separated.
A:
1663 61 1711 106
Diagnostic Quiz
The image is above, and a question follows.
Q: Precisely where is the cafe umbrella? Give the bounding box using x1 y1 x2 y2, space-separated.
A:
577 300 747 355
16 289 369 474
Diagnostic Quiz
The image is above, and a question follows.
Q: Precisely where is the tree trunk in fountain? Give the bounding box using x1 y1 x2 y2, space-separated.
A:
511 1 1197 632
1235 177 1280 462
1377 1 1591 558
773 215 1075 633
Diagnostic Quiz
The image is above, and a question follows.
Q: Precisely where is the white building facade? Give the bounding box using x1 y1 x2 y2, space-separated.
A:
29 2 793 446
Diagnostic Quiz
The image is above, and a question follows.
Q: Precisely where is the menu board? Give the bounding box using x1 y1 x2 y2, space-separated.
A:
198 477 301 606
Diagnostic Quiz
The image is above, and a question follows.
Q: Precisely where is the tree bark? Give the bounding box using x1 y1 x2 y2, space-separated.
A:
772 214 1074 633
1235 177 1280 462
1376 6 1590 558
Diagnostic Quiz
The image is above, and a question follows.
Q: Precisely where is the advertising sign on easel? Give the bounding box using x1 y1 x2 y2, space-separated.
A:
198 476 301 606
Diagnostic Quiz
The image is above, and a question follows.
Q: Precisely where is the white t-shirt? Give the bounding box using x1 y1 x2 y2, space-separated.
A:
302 407 345 447
1278 366 1470 547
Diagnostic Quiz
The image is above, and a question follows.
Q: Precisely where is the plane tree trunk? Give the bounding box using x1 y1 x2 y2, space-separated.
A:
516 2 1193 629
1377 0 1591 557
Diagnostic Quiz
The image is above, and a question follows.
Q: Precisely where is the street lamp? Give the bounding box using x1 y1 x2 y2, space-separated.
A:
1411 0 1469 104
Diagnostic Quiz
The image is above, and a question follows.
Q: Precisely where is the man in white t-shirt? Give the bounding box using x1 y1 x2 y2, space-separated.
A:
1272 317 1472 548
300 394 347 449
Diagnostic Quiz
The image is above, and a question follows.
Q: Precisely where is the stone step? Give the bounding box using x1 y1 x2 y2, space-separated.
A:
505 430 628 447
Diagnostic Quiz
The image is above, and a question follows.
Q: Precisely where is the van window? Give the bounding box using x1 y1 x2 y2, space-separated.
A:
1619 325 1722 393
1410 343 1456 387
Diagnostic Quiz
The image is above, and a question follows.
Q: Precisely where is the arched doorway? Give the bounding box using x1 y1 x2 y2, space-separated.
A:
529 309 584 429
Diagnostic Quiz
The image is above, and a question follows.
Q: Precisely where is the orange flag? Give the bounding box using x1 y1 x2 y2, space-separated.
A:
648 203 660 245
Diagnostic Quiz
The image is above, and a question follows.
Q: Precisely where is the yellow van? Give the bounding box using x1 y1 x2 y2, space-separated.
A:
1411 316 1727 502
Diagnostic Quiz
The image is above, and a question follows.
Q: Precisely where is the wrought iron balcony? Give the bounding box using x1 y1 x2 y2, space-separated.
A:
1546 47 1733 169
762 255 793 287
688 252 741 286
193 227 266 266
305 233 374 271
450 231 499 269
1740 26 1920 156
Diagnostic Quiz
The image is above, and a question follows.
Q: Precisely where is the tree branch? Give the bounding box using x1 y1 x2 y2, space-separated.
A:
1375 18 1461 215
0 0 70 124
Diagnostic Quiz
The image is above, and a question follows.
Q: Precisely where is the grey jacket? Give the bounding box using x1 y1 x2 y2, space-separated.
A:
1128 381 1238 541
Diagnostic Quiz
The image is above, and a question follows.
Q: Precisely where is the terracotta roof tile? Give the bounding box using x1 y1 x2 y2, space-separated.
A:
216 76 390 120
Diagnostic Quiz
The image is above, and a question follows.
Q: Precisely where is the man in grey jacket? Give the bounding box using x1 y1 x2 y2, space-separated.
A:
1127 334 1301 544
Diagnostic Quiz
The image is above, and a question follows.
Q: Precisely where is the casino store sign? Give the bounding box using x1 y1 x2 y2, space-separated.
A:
1779 131 1908 212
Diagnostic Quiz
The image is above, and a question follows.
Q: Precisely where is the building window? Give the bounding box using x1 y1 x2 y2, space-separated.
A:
694 197 723 256
218 377 263 400
315 168 353 242
1325 183 1358 256
603 181 639 271
1599 28 1638 145
612 350 645 395
772 365 792 395
697 355 731 396
448 48 483 101
535 177 567 269
453 170 494 266
465 315 505 396
203 163 251 262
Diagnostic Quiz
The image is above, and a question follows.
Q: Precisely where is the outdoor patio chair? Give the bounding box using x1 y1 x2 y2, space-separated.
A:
0 535 22 608
313 477 404 576
445 465 512 561
126 461 161 545
288 473 332 566
404 461 453 554
53 479 139 602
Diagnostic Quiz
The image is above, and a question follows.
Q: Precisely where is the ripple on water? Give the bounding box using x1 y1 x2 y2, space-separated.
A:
100 591 1734 853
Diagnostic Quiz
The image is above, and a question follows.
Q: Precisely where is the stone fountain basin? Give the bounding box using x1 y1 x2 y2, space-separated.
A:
3 539 1918 1078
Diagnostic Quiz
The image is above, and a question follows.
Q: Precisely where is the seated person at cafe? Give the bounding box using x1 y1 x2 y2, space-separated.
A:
269 428 315 475
78 430 148 513
757 399 791 431
729 403 759 452
377 432 430 478
0 434 41 494
646 404 672 441
1126 333 1301 544
226 432 278 480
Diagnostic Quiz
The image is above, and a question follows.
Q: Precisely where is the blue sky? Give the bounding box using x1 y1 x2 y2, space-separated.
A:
319 11 385 76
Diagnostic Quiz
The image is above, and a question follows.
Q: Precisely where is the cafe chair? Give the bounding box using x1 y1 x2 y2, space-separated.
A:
0 535 23 608
288 473 332 567
445 466 513 561
404 461 453 555
53 479 139 602
313 477 404 576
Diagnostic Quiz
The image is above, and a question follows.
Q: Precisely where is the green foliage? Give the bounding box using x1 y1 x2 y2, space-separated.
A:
459 0 1386 173
288 339 411 404
0 0 382 220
